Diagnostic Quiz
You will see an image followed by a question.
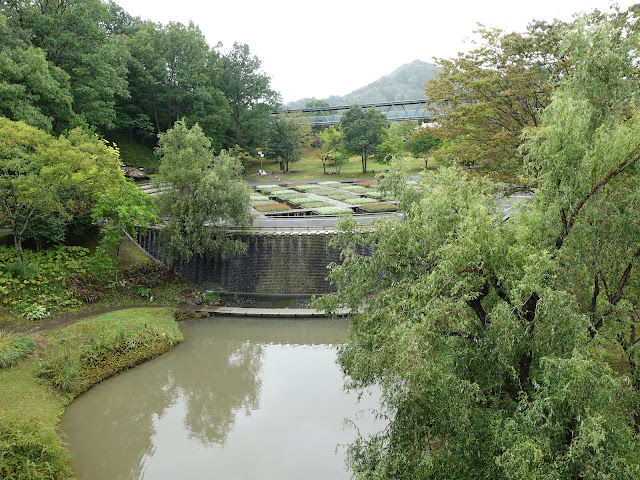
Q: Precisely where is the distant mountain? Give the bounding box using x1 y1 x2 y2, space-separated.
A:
286 60 439 109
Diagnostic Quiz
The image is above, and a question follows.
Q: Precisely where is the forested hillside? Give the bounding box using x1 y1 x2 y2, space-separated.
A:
0 0 280 166
287 60 439 108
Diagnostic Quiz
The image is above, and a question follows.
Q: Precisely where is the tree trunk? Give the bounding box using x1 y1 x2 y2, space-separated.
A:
361 148 367 173
12 227 24 266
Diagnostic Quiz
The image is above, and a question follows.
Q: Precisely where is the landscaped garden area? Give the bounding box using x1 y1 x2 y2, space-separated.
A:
251 180 400 215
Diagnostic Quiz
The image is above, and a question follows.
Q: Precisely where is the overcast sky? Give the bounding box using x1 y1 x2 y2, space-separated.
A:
115 0 637 103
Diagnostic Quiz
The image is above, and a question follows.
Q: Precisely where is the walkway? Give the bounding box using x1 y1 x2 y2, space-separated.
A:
193 306 351 317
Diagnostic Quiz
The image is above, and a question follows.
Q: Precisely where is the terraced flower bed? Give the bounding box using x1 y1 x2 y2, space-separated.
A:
337 185 369 193
343 197 379 205
358 202 398 213
311 206 354 215
254 203 291 212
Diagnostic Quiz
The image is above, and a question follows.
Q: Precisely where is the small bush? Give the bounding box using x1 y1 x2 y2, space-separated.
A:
0 331 35 368
21 303 48 320
121 263 168 288
65 274 106 303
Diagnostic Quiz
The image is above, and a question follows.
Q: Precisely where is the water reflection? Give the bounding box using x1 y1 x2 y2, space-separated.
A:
62 317 380 480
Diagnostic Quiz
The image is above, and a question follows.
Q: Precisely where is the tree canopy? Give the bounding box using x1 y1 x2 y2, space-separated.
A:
318 14 640 479
340 105 388 173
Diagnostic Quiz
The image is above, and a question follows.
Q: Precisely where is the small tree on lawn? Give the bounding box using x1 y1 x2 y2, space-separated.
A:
340 105 388 173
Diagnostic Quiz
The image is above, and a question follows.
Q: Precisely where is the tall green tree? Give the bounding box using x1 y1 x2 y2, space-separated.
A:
340 105 388 173
155 120 252 274
265 115 311 172
2 0 130 131
318 16 640 479
407 129 440 169
425 20 571 171
319 126 347 174
122 21 230 149
218 43 281 151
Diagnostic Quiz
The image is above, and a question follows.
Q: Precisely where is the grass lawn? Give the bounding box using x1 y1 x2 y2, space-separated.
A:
0 307 183 480
245 148 439 182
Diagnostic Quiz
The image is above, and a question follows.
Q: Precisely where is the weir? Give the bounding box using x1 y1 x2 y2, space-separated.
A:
136 229 362 295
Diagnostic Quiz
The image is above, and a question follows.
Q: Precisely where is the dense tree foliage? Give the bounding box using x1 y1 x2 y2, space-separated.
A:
265 115 311 172
0 1 280 155
218 43 281 151
340 105 388 173
155 120 252 273
319 15 640 479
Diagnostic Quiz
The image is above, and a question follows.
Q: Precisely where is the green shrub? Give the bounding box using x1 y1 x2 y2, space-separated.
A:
0 331 34 368
20 303 48 320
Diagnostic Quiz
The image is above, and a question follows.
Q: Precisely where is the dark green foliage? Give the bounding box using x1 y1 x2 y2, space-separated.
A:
340 105 388 173
0 332 34 368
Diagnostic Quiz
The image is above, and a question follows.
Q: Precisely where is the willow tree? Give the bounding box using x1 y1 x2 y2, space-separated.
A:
155 120 252 274
319 16 640 479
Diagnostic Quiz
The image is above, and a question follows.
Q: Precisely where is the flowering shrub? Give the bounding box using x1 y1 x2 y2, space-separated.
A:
338 185 368 193
344 197 376 205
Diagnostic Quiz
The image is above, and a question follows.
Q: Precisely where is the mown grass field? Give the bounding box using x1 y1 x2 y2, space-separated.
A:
245 149 439 181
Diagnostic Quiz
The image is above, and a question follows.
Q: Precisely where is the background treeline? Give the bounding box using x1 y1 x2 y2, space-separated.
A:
0 0 280 162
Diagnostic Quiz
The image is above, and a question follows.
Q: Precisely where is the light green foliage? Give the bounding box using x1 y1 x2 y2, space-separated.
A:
0 118 122 263
266 114 311 172
317 17 640 477
340 105 388 173
155 120 253 271
319 126 348 174
91 179 159 277
311 206 353 215
377 123 407 164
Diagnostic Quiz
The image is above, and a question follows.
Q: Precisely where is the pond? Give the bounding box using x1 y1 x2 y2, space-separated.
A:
61 317 381 480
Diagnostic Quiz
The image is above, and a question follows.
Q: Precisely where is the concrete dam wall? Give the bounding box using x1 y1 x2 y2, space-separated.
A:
137 229 354 295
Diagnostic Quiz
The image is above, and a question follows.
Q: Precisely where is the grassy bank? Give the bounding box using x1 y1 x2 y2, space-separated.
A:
0 307 183 480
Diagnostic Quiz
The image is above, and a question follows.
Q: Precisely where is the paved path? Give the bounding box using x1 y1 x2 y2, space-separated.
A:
194 306 352 317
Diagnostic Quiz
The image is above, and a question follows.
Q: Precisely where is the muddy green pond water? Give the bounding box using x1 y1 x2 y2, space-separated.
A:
61 317 381 479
